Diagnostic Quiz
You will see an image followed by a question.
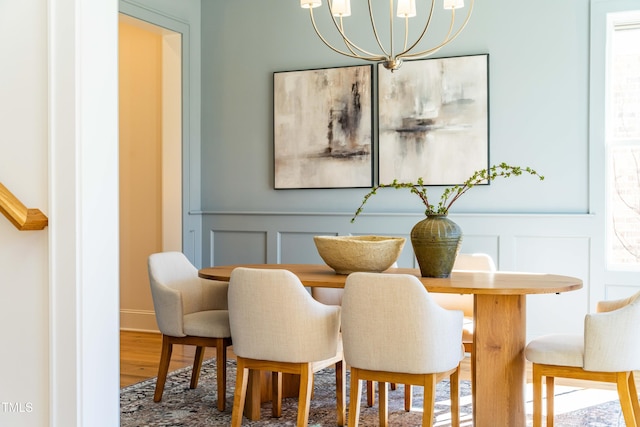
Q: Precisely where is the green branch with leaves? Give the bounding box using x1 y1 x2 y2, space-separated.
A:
351 162 544 222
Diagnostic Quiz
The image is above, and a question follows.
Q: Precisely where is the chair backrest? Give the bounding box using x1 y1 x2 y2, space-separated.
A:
584 290 640 372
341 272 463 374
596 291 640 313
148 251 205 336
453 253 496 272
311 262 399 307
228 267 341 363
431 253 496 316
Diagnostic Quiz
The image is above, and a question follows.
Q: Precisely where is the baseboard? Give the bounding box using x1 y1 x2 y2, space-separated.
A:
120 308 159 332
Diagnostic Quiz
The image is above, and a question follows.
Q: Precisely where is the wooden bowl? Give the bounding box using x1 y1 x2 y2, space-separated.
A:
313 235 405 274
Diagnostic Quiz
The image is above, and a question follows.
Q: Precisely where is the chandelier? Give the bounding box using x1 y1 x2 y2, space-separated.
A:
300 0 474 71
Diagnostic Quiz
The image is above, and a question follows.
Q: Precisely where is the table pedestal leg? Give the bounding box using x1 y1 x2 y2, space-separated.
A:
473 294 526 426
243 370 301 421
243 369 264 420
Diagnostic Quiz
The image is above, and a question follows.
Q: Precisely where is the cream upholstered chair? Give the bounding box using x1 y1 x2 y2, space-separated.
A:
148 251 232 411
341 272 464 427
525 291 640 427
228 267 346 427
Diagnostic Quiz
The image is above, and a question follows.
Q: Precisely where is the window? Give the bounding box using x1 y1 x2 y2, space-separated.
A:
606 11 640 269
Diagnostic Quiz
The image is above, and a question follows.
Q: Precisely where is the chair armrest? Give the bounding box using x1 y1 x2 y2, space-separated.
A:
430 293 473 317
274 299 342 363
200 279 229 310
150 284 185 337
584 300 640 371
419 303 465 371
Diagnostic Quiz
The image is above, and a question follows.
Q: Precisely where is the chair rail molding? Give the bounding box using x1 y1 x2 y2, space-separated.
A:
0 182 48 231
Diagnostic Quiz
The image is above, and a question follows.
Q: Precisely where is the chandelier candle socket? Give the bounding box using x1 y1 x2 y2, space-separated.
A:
300 0 474 71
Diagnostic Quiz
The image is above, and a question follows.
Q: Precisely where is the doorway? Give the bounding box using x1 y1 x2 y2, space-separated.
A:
118 14 183 331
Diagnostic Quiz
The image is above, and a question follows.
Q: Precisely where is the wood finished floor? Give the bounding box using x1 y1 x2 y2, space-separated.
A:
120 330 622 391
120 330 227 387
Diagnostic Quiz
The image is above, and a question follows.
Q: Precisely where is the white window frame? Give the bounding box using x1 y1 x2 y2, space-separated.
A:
605 11 640 270
590 0 640 298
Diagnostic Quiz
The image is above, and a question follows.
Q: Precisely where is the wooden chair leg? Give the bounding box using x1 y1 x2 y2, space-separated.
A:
628 372 640 424
349 370 363 427
366 380 375 407
379 382 388 427
245 369 262 420
272 371 283 417
546 375 555 427
404 384 412 412
422 374 436 427
297 363 313 427
335 360 346 426
215 338 228 411
190 345 205 389
231 359 249 427
531 364 543 427
465 342 475 409
450 366 460 427
154 335 173 402
617 371 639 427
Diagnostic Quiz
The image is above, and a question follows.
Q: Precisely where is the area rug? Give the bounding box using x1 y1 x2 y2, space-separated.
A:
121 359 626 426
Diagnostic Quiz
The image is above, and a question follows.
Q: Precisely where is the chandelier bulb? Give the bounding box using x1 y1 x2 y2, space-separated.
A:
300 0 322 9
331 0 351 17
397 0 416 18
443 0 464 9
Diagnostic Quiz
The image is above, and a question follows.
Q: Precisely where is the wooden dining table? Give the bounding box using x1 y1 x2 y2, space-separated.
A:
199 263 582 427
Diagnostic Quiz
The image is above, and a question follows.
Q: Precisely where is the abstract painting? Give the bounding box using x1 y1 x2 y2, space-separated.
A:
273 65 373 189
378 54 489 185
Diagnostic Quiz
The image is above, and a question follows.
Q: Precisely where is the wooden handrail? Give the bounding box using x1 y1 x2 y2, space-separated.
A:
0 182 48 231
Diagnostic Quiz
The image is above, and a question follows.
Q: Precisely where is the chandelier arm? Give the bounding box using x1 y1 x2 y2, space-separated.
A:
389 0 395 60
367 0 391 58
337 17 360 57
324 0 387 59
307 8 385 61
400 1 474 60
396 0 437 58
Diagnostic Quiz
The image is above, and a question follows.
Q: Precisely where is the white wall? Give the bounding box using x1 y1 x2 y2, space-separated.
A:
1 0 199 426
0 1 49 425
49 0 120 425
1 0 120 425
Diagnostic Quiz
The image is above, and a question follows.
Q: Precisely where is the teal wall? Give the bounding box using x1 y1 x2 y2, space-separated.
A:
201 0 590 215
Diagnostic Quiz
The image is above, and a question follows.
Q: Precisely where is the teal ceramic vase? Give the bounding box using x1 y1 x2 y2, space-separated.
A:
410 214 463 278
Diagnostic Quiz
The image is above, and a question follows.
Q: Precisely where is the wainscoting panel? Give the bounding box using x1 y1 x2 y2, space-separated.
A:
455 234 500 267
200 211 609 339
603 284 640 300
514 236 591 338
280 231 330 264
209 230 268 266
